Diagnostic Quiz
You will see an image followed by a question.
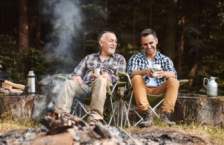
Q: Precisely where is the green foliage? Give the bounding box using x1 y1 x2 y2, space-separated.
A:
197 52 224 95
0 35 79 85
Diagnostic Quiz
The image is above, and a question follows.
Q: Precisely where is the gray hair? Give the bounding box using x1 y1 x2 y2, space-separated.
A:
97 31 116 42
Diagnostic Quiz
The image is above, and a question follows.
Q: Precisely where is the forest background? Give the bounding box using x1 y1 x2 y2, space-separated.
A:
0 0 224 95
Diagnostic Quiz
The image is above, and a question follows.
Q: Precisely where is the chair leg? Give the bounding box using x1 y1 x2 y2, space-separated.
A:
110 96 116 127
126 91 133 116
150 98 164 119
133 109 143 127
121 100 124 128
150 106 160 119
117 101 120 126
72 101 79 116
108 100 119 125
124 101 130 128
102 119 107 124
79 103 82 118
77 101 90 120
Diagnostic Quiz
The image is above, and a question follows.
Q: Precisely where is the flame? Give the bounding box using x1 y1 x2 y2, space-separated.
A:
53 113 56 118
58 113 61 118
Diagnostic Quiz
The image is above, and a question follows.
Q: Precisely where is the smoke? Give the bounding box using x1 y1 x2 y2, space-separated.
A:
47 79 64 110
41 0 83 58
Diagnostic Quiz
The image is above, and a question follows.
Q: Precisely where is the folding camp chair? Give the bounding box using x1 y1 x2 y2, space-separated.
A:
71 80 127 125
109 72 189 127
53 75 118 124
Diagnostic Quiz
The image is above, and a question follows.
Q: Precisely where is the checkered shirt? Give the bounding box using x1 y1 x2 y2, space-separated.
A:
71 51 126 85
128 51 177 87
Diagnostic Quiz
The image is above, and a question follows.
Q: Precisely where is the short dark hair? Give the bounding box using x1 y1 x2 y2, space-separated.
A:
139 29 157 38
97 31 116 42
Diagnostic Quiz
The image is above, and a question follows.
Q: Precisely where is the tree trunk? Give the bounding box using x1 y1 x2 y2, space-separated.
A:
178 16 185 77
164 0 178 61
105 0 107 12
35 0 41 50
18 0 29 51
171 94 224 127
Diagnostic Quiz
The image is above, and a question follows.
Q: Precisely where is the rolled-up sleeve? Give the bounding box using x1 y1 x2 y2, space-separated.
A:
111 56 127 84
128 55 139 77
163 58 177 78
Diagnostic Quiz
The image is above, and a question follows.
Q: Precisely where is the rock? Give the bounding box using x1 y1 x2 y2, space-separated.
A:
32 95 47 121
32 132 73 145
94 123 112 139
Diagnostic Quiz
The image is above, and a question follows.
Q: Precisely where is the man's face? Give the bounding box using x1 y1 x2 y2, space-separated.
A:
99 33 117 55
141 34 158 56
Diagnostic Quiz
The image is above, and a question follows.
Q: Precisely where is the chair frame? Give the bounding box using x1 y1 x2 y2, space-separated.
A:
71 80 127 126
109 72 189 127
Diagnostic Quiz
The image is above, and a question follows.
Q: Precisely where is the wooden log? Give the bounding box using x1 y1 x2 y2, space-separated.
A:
171 93 224 126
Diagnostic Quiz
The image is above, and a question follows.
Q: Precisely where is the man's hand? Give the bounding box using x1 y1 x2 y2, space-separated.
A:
144 68 154 78
157 68 165 79
70 76 84 84
92 70 112 83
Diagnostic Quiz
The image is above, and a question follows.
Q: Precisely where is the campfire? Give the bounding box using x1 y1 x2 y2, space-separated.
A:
0 110 213 145
0 111 140 145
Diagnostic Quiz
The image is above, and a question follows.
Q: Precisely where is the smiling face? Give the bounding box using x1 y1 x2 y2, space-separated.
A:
99 32 117 56
141 34 158 57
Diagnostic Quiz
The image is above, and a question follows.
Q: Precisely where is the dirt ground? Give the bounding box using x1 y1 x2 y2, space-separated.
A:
126 126 218 145
0 125 218 145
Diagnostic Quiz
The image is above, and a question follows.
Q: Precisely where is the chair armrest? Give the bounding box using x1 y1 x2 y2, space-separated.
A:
118 71 132 85
118 71 129 77
179 79 189 87
116 82 128 87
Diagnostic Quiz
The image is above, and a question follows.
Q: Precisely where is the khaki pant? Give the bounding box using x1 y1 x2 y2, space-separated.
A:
55 78 113 121
131 75 179 114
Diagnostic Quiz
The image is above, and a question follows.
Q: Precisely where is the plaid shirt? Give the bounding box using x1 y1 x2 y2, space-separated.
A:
128 51 177 87
71 51 126 85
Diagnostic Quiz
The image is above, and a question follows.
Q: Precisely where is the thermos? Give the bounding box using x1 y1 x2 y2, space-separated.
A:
27 71 36 96
203 76 218 98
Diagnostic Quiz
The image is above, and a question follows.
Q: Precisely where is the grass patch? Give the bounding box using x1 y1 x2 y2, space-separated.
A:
0 111 34 135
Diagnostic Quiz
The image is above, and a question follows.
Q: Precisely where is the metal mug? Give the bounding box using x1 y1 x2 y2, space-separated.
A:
93 68 101 75
152 64 161 78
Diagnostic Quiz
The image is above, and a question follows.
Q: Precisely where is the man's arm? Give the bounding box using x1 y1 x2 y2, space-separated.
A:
128 55 153 78
109 55 127 84
92 55 126 84
157 70 176 79
157 57 177 79
70 56 88 84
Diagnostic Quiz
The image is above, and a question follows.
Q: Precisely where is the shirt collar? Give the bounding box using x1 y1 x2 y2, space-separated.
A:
97 51 115 58
141 51 160 61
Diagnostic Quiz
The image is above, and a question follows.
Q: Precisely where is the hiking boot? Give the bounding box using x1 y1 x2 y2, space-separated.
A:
87 116 102 126
160 111 176 126
88 120 98 126
139 109 154 128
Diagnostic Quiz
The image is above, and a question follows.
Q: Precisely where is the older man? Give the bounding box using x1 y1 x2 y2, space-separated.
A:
55 31 126 125
128 29 179 128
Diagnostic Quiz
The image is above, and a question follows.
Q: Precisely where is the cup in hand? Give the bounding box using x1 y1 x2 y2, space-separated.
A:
93 68 100 75
152 64 161 78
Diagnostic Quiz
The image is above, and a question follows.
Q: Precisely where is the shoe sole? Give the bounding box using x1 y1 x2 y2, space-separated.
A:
139 124 150 128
